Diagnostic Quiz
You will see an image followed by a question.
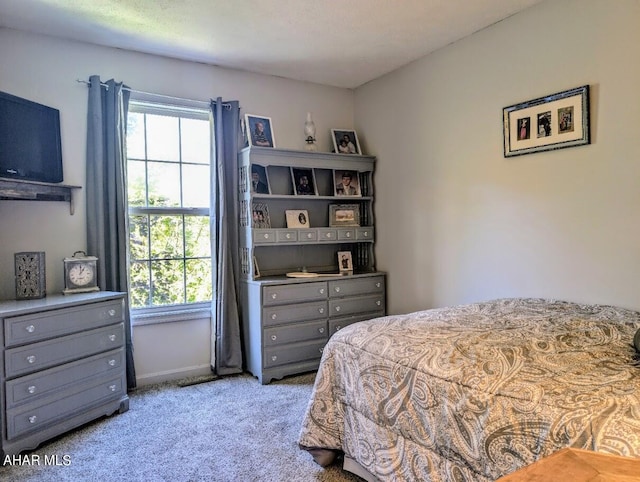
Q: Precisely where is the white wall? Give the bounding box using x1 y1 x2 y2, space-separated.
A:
0 28 355 385
356 0 640 314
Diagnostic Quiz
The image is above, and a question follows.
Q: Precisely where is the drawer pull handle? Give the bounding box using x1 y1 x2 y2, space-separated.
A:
364 231 369 236
25 324 35 333
335 287 341 293
108 309 116 316
325 233 331 238
271 314 277 320
271 335 277 341
318 308 324 314
346 232 351 238
376 300 381 306
271 293 277 299
318 327 325 334
306 233 313 239
286 233 291 239
336 326 342 331
108 334 116 342
318 348 323 353
263 233 269 239
109 384 117 392
319 288 325 294
335 306 341 312
26 355 36 364
271 355 277 362
108 359 116 366
376 282 381 288
28 416 37 424
28 386 36 394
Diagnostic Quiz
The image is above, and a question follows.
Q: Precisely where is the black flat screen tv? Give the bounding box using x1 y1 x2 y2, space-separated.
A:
0 90 63 183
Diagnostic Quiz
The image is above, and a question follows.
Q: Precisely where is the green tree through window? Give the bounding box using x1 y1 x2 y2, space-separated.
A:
126 101 212 309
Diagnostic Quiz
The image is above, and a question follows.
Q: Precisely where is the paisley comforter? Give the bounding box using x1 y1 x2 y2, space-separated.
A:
298 298 640 481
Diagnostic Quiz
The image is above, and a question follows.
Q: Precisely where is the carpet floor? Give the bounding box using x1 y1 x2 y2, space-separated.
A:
0 371 363 482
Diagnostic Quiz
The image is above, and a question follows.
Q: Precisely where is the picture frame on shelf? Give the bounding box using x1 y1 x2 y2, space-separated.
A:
245 114 275 148
331 129 361 155
337 251 353 274
290 167 318 196
250 164 270 194
333 169 361 197
252 202 271 228
253 256 260 279
503 85 590 157
329 203 360 227
285 209 310 228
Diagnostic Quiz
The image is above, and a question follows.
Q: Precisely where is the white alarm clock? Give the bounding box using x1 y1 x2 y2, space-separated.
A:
63 251 100 295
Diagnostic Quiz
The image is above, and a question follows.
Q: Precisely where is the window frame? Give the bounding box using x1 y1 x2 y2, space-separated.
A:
126 97 214 322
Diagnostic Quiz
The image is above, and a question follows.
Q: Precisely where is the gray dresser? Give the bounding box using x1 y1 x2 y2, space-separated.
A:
0 291 129 456
242 273 385 384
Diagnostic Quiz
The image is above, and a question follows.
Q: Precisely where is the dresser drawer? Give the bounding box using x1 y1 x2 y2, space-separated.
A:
263 302 327 327
263 282 327 305
329 294 385 318
264 320 327 346
253 229 277 244
328 276 385 298
276 229 298 242
6 373 125 440
264 339 325 368
5 323 125 378
5 348 125 409
329 312 384 336
4 299 124 347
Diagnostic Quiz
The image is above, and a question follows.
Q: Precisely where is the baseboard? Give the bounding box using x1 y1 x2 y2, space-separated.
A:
135 364 212 387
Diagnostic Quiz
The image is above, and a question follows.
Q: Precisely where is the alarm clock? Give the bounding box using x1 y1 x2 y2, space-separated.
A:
15 252 46 300
63 251 100 295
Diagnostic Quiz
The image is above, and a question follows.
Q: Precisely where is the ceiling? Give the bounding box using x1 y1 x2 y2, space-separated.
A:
0 0 545 89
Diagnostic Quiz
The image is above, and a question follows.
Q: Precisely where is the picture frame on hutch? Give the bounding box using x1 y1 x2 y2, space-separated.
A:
250 164 270 194
329 204 360 227
245 114 275 148
331 129 361 155
333 169 361 197
291 167 317 196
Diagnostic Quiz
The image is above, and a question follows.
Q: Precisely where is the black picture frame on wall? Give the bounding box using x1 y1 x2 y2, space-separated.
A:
503 85 590 157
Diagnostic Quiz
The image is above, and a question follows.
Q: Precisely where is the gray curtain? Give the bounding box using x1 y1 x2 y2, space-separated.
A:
86 75 136 389
210 97 243 375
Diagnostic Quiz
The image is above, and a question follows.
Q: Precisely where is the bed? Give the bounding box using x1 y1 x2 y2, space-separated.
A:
298 298 640 481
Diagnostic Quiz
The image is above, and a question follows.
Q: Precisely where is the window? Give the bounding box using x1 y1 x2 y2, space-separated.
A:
126 100 212 311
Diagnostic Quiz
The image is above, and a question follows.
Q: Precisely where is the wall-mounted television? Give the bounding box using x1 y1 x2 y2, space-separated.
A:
0 90 63 183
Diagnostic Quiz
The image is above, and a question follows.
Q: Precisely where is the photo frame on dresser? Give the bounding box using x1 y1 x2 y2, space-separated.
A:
291 167 317 196
333 169 361 197
329 204 360 227
252 202 271 228
250 164 270 194
285 209 310 228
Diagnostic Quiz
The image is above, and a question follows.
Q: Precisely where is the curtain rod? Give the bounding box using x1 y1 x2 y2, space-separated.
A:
75 79 230 109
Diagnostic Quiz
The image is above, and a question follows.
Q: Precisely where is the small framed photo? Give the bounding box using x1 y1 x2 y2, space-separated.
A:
252 203 271 228
503 85 590 157
285 210 310 228
337 251 353 274
331 129 361 155
329 204 360 227
291 167 317 196
333 170 361 197
245 114 275 148
250 164 270 194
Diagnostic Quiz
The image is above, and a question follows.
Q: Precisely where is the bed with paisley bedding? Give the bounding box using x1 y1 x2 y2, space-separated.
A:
298 298 640 481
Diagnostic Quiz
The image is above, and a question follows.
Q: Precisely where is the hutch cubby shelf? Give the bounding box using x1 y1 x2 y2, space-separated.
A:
238 146 386 384
0 178 81 215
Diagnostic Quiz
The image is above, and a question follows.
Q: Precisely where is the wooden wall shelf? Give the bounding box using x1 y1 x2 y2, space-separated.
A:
0 178 81 215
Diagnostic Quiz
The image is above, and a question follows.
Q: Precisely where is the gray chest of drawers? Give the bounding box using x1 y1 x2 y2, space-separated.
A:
241 273 385 384
0 291 129 456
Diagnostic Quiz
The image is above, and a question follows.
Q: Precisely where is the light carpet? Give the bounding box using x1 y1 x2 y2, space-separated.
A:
0 372 362 482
